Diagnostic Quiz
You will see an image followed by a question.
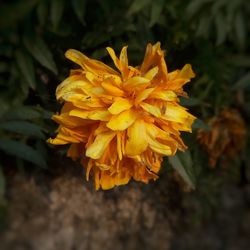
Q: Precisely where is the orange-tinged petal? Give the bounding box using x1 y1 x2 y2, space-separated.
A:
125 120 148 156
116 132 123 160
100 172 115 190
179 64 195 79
107 109 137 131
108 97 132 115
67 144 81 160
86 131 116 159
52 113 89 128
65 49 119 76
101 80 125 96
48 128 83 144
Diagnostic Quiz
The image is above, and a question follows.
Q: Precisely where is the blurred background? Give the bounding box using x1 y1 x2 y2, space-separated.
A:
0 0 249 249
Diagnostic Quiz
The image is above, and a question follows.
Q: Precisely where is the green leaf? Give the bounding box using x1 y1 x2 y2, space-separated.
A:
0 121 45 139
228 54 250 68
169 152 196 189
234 10 246 51
0 62 8 73
149 0 164 27
37 0 48 26
15 50 36 90
50 0 65 29
192 119 211 131
2 106 42 120
24 36 58 74
0 139 47 168
180 97 201 106
0 0 38 28
0 167 5 199
128 0 151 15
186 0 213 18
232 72 250 90
72 0 86 24
215 11 227 45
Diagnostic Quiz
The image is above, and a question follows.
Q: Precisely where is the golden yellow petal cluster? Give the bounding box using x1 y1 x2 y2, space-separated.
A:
48 42 196 190
197 109 247 168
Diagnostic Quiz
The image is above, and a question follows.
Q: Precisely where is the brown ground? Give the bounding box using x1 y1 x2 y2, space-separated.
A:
1 156 250 250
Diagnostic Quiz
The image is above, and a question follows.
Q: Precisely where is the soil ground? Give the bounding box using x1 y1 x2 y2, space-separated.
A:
1 156 250 250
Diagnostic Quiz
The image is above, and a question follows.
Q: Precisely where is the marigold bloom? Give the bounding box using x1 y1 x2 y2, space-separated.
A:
48 42 196 189
197 109 247 168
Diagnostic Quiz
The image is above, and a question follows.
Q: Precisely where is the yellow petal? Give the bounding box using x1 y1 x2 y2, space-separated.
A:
147 136 173 155
48 130 81 144
56 79 93 100
65 49 119 76
86 131 116 159
119 46 128 69
100 172 115 190
135 88 155 104
67 144 81 160
179 64 195 79
162 103 195 124
125 120 148 156
149 90 178 101
140 102 161 117
143 66 158 80
52 113 88 128
140 43 153 73
106 47 121 71
123 76 150 89
101 79 125 96
108 97 132 115
47 137 68 145
107 109 137 131
116 132 123 160
70 109 111 121
119 46 129 78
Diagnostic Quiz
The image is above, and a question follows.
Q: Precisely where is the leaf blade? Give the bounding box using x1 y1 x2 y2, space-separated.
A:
0 139 47 168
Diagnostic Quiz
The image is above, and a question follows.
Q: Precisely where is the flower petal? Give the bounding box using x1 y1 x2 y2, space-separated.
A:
107 109 137 131
101 79 125 97
106 47 121 71
140 102 161 117
70 109 111 121
123 76 150 89
149 90 178 101
56 79 93 100
125 120 148 156
135 88 155 104
143 66 159 80
108 97 132 115
86 131 116 159
65 49 119 76
179 64 195 79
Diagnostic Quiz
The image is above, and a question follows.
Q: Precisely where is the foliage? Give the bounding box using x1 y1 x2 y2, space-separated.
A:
0 0 249 203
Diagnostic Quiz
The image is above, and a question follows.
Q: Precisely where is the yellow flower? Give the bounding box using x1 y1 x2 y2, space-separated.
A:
48 42 196 190
197 109 247 168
